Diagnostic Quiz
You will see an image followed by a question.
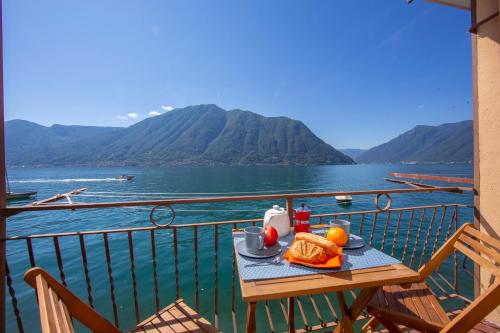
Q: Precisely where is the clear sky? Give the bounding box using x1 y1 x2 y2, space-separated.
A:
3 1 472 149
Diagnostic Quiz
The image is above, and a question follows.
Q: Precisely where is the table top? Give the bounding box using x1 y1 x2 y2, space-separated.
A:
234 233 402 281
234 230 420 302
239 262 420 302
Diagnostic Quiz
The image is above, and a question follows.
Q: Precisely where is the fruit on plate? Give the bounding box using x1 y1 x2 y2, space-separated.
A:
264 226 278 246
326 227 348 247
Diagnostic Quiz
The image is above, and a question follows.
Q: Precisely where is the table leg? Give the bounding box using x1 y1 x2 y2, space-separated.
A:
347 287 380 321
334 291 354 333
334 287 380 333
287 297 295 333
246 302 257 333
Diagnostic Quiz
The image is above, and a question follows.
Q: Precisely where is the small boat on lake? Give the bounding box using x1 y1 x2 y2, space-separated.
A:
5 171 37 202
115 175 134 181
335 195 352 205
7 191 37 202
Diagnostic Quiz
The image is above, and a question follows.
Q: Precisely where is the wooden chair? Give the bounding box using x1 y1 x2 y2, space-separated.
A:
24 267 218 333
362 223 500 333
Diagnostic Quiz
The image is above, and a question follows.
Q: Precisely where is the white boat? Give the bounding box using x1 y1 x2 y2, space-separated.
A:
335 195 352 205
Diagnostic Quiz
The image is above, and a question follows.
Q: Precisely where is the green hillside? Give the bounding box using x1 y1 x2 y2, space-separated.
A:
357 120 472 164
5 119 121 166
6 105 354 166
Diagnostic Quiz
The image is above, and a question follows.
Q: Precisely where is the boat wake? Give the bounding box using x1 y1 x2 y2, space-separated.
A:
10 178 128 183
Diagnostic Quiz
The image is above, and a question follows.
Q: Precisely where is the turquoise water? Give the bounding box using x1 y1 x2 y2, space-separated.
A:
5 164 474 332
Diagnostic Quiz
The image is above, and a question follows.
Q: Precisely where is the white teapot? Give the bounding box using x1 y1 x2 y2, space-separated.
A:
263 205 290 237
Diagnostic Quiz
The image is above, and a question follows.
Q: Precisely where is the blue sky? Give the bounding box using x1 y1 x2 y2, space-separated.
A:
4 1 472 149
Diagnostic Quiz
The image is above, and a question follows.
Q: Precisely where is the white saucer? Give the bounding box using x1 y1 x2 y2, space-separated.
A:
236 240 282 259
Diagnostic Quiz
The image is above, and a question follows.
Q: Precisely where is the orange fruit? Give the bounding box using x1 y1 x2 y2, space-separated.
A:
326 227 348 247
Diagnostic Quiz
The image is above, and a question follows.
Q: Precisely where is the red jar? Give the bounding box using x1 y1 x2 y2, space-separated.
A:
294 204 311 233
294 221 311 233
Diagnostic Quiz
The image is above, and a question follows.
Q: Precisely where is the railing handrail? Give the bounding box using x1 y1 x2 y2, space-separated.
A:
2 203 468 240
4 186 469 217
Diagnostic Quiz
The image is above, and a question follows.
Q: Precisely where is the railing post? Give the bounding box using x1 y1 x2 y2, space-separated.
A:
214 224 219 330
286 197 294 226
0 1 7 331
454 206 459 291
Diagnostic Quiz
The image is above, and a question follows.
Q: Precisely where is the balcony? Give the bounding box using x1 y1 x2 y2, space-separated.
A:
3 187 476 332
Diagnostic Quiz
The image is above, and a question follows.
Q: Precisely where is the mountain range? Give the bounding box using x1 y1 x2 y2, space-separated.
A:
356 120 473 164
339 149 367 160
6 105 354 166
5 105 473 166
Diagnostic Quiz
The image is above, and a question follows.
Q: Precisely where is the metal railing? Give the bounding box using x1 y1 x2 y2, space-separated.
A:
2 188 474 332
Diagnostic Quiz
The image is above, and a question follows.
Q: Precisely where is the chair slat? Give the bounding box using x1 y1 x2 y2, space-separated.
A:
464 226 500 250
25 268 120 333
130 323 158 333
176 300 219 333
412 283 447 325
132 299 219 333
48 287 65 333
168 305 204 332
156 308 190 332
459 234 500 263
453 242 500 276
36 275 58 333
140 315 174 333
134 320 162 333
26 268 217 333
58 299 76 333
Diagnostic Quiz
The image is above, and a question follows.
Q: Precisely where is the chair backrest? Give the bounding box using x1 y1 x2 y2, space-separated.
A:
419 223 500 333
24 267 120 333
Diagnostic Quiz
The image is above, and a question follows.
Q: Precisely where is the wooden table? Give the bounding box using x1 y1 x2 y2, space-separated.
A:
237 248 420 333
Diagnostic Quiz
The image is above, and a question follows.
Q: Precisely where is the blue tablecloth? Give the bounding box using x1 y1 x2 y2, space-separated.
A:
234 233 401 281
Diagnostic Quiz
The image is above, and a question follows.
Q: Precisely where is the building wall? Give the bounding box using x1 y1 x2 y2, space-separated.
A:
474 0 500 322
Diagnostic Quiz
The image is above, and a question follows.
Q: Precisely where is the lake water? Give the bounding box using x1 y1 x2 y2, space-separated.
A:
5 164 474 332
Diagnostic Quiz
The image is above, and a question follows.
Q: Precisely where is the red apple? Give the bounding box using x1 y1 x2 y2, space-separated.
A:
264 226 278 246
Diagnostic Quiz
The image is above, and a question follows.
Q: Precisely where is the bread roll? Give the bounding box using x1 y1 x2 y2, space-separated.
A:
295 232 338 256
289 240 327 264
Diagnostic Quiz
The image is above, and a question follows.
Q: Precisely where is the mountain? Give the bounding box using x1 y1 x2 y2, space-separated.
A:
5 120 121 166
357 120 472 164
6 105 354 166
339 149 367 161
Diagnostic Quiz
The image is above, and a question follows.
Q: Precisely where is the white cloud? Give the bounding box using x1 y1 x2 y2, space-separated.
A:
116 113 140 120
149 111 162 116
161 105 174 112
